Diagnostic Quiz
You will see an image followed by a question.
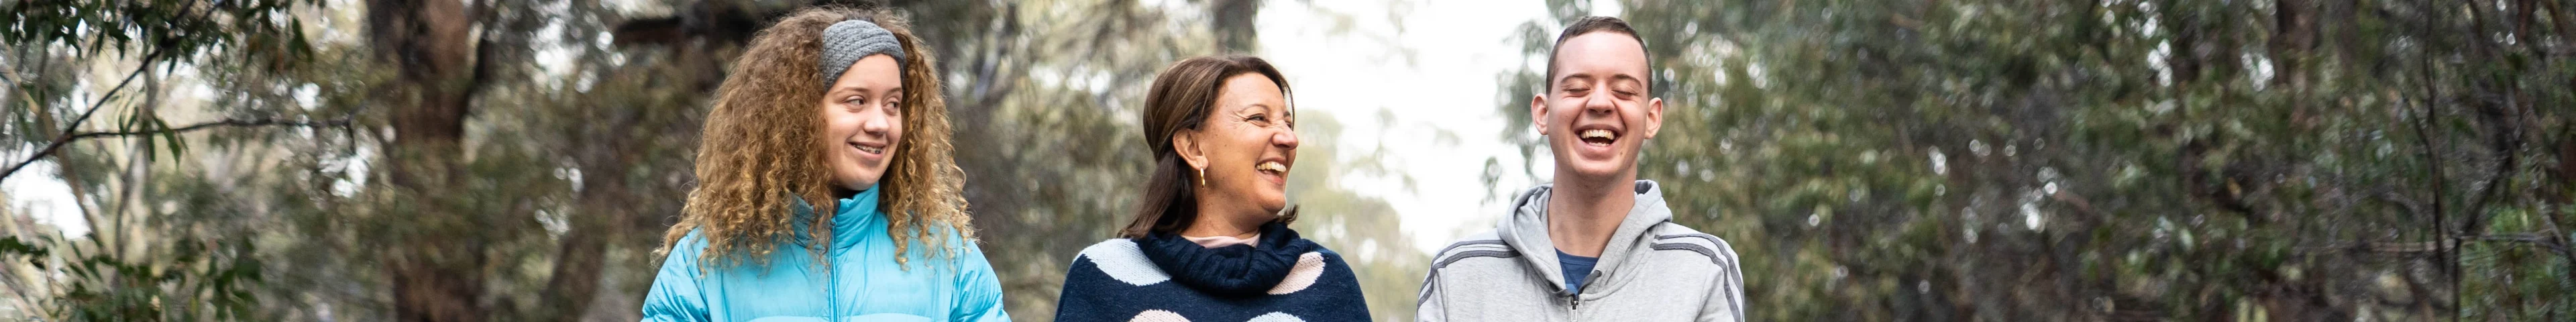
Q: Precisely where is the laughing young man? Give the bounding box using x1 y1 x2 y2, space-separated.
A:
1417 16 1747 321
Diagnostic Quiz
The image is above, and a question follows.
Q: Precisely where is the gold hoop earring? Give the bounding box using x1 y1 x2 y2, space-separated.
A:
1197 167 1208 186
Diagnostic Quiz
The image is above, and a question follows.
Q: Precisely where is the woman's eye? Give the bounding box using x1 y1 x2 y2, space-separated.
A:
886 101 904 113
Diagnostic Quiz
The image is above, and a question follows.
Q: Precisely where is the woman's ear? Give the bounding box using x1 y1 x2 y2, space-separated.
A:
1173 128 1210 170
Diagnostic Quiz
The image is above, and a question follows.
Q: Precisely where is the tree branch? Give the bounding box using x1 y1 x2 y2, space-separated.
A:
0 117 353 181
2469 233 2573 256
0 57 154 184
2300 234 2566 256
1 0 241 183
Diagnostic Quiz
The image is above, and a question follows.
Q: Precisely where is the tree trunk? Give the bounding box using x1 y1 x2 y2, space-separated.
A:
531 111 639 321
367 0 484 321
1210 0 1260 52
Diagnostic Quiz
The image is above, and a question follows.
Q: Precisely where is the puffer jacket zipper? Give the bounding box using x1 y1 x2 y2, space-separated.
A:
827 242 841 321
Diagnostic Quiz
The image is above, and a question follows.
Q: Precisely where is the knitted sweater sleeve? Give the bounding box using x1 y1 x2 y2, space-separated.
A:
1314 252 1376 321
1050 254 1120 321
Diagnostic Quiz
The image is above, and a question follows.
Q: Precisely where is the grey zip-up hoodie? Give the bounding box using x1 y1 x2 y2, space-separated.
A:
1417 180 1746 321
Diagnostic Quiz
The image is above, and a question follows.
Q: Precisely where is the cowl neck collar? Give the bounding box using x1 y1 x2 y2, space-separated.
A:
790 185 882 251
1133 221 1319 297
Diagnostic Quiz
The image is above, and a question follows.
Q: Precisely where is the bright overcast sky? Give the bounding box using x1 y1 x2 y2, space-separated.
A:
1260 0 1623 253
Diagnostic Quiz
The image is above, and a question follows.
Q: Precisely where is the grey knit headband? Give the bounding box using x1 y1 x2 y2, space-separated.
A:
820 19 906 89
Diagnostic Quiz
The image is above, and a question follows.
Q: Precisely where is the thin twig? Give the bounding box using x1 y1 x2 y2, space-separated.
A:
0 115 351 182
61 117 354 141
2299 235 2567 256
0 53 156 184
1 0 223 184
2469 234 2572 255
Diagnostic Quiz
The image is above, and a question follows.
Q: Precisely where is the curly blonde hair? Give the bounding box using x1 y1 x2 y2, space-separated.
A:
659 6 974 270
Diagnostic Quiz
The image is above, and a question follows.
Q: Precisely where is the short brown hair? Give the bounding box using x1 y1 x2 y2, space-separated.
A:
1544 16 1652 91
1122 55 1297 239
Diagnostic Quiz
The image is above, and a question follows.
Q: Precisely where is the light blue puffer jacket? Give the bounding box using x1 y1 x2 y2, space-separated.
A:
641 186 1009 322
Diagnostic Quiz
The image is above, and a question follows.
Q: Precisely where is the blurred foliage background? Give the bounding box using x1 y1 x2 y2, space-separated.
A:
1489 0 2575 320
0 0 2568 321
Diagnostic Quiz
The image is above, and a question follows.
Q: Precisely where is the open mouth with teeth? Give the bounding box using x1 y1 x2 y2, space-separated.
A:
851 142 887 155
1254 160 1289 184
1578 129 1620 146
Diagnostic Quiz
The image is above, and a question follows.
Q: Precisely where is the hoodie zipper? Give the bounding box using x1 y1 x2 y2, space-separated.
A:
1565 277 1582 321
1566 291 1581 321
1566 268 1599 321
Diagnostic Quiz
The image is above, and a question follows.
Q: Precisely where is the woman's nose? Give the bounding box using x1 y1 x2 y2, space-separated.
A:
1273 128 1300 149
861 114 890 133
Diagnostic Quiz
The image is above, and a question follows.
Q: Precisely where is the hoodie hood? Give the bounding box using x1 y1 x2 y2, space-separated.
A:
1495 180 1673 296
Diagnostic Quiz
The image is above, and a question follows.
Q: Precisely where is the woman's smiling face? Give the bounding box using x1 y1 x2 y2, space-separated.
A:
821 54 905 191
1181 73 1301 215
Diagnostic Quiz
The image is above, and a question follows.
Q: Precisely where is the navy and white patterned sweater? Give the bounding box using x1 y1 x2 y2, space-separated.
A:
1053 223 1371 322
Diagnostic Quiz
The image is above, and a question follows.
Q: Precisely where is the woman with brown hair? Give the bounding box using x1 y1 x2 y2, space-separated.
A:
639 6 1004 322
1052 56 1371 321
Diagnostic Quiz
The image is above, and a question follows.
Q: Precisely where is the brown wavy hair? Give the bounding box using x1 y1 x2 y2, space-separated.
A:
659 6 973 270
1120 55 1298 239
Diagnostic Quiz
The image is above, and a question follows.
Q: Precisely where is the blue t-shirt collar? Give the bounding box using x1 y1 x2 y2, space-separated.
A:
1556 250 1599 294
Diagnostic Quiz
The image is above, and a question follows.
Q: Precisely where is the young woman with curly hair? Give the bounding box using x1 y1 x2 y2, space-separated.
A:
641 6 1004 322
